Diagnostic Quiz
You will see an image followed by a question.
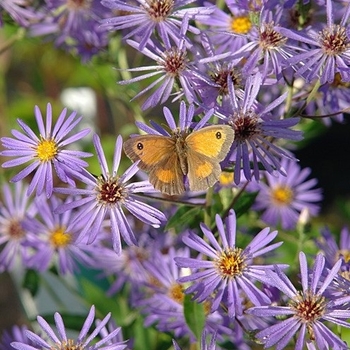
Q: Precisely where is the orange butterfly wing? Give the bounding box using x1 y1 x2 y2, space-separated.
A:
123 135 185 195
185 125 234 191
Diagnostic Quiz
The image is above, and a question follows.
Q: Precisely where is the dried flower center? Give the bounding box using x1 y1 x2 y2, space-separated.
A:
50 339 83 350
337 249 350 264
230 15 252 34
319 25 349 55
216 248 246 278
67 0 91 10
143 0 174 22
50 226 72 248
7 219 25 239
36 138 58 162
290 290 327 327
229 111 259 142
271 185 294 206
168 283 184 304
162 47 187 77
210 67 241 96
96 175 127 205
259 22 287 50
331 72 350 87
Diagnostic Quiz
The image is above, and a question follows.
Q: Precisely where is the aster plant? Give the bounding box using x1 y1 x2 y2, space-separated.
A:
10 305 127 350
54 134 166 255
2 0 350 349
247 252 350 349
0 103 92 198
175 209 283 318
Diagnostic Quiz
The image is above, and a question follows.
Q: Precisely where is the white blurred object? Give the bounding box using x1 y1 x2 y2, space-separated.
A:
60 87 97 128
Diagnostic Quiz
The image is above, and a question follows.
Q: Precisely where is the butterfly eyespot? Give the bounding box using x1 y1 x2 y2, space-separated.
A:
216 131 222 139
137 142 143 150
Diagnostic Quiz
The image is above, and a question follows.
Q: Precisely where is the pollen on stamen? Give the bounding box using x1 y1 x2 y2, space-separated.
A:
215 248 247 279
162 47 187 77
290 290 327 327
168 283 184 304
144 0 175 22
36 138 58 162
50 226 72 248
230 15 252 34
319 25 349 56
51 338 84 350
7 220 25 240
259 22 287 50
96 175 127 206
229 111 260 142
271 185 294 206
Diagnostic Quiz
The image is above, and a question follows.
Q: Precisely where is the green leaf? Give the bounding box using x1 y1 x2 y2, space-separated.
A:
165 206 203 232
234 191 258 218
22 269 40 296
183 294 205 340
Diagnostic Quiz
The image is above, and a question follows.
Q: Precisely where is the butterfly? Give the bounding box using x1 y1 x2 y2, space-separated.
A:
123 125 235 195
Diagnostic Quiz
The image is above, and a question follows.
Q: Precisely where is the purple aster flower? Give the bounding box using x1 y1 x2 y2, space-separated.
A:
216 73 303 184
175 209 284 318
1 103 92 198
54 134 166 255
100 0 213 50
279 0 350 84
23 194 97 275
29 0 111 50
191 33 245 110
199 1 255 54
118 19 211 110
297 73 349 125
316 226 350 275
137 247 232 340
0 325 31 350
0 0 39 27
10 305 127 350
247 252 350 350
251 158 322 230
0 182 37 272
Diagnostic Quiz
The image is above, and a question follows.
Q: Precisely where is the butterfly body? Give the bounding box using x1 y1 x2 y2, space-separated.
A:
123 125 235 195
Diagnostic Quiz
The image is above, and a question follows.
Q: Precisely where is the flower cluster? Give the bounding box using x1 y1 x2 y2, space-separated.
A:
0 0 350 349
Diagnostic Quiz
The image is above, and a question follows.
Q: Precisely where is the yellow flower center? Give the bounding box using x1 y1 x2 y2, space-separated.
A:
50 227 72 248
219 171 234 186
51 339 83 350
230 16 252 34
337 249 350 264
168 283 184 304
36 138 58 162
216 248 246 279
271 185 294 206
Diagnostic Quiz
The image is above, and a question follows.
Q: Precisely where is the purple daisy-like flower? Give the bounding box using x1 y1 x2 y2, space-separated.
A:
173 330 219 350
216 73 303 184
175 209 284 318
54 134 166 255
0 182 37 272
100 0 213 50
251 157 322 230
23 194 97 275
1 325 31 350
0 0 39 27
247 252 350 350
316 226 350 275
137 247 232 340
279 0 350 84
10 305 127 350
30 0 111 49
1 103 92 198
118 18 211 110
